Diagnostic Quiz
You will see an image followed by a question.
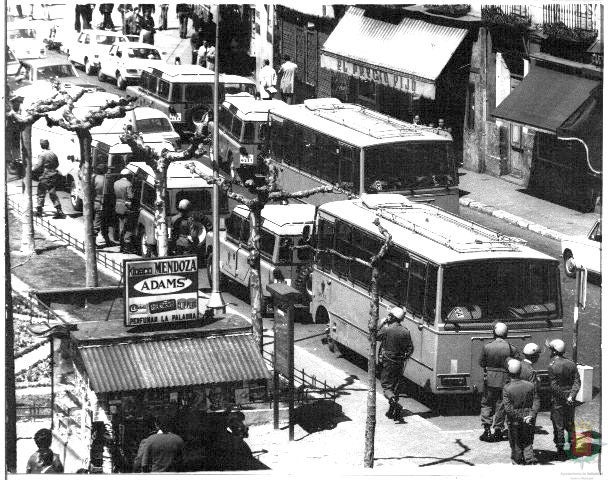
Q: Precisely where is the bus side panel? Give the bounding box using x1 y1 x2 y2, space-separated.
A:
272 162 347 207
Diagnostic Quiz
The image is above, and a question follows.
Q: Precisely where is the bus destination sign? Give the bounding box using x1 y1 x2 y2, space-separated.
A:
124 256 199 327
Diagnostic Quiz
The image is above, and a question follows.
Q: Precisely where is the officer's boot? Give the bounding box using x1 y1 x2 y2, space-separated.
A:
53 206 66 219
392 399 405 423
385 399 395 419
34 206 43 217
555 447 567 461
492 428 504 442
479 425 493 442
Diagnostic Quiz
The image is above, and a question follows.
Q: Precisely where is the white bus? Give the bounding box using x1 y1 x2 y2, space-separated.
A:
269 98 458 213
309 194 563 395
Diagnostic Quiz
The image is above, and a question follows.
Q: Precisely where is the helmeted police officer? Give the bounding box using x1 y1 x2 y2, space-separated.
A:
377 306 414 423
520 343 541 384
113 168 135 253
33 139 65 219
547 338 581 460
503 359 540 465
93 163 113 248
479 322 521 442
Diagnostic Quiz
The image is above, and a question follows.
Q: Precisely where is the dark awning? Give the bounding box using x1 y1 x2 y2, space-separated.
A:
79 334 271 393
492 66 601 133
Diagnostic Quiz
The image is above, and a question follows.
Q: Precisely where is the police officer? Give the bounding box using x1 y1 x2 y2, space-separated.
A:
170 199 198 255
93 163 113 248
503 359 540 465
113 168 135 253
479 322 520 442
377 306 414 423
547 338 581 460
33 140 65 219
520 343 541 384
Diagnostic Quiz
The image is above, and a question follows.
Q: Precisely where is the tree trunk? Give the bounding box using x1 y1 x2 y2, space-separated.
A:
155 162 168 257
364 261 381 468
5 189 17 473
20 125 35 255
79 131 98 287
248 208 264 353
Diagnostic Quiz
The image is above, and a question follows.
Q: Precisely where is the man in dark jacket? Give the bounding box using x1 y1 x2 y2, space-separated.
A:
211 414 255 471
479 322 520 442
520 342 540 384
547 338 581 460
33 139 65 219
503 359 540 465
113 168 135 253
190 28 202 65
99 4 114 30
140 415 184 472
177 4 191 38
377 306 414 423
26 428 64 473
93 163 113 248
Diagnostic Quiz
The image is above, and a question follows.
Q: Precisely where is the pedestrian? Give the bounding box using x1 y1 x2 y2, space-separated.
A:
211 414 256 470
118 4 132 34
75 4 92 32
190 28 202 65
113 169 135 253
547 338 581 460
520 343 541 384
377 306 414 423
438 118 446 130
478 322 520 442
139 415 184 472
176 4 191 38
93 163 113 248
503 359 540 465
33 139 65 219
412 115 420 125
259 59 277 100
158 4 169 30
170 199 200 255
174 57 181 65
26 428 64 473
132 415 157 472
139 9 155 44
99 4 115 30
130 7 142 37
197 40 210 67
139 3 155 16
278 55 297 104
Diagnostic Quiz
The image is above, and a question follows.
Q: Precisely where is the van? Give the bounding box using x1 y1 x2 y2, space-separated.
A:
209 203 316 312
125 160 229 257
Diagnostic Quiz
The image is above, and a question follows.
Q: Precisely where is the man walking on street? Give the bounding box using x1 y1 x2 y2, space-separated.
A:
113 169 135 253
190 28 203 65
503 359 540 465
547 338 581 460
93 163 113 248
259 59 277 100
479 322 520 442
278 55 297 104
140 415 184 472
99 4 115 30
33 139 65 219
177 4 191 38
377 306 414 423
158 4 168 30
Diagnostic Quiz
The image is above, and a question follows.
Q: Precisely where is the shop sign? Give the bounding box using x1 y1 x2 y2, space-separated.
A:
124 256 199 327
320 53 436 99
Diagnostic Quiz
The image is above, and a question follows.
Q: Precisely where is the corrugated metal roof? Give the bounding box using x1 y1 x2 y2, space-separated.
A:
79 334 271 393
321 6 468 81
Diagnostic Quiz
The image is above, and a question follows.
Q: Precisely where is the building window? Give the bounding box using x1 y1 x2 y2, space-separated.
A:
357 78 376 108
466 82 475 129
511 124 523 150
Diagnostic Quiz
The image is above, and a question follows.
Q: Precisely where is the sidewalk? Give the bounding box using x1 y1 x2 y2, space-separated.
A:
458 169 600 241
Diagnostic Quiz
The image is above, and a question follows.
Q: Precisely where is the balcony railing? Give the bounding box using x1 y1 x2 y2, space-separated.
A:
543 4 597 32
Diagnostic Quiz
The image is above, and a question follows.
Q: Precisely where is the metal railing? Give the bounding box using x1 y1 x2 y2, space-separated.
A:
16 403 52 420
12 289 70 326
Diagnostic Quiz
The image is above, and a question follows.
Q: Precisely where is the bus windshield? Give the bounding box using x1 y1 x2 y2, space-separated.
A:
442 260 560 322
365 142 455 192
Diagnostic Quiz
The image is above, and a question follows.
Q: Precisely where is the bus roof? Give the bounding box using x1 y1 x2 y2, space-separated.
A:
126 160 214 189
318 194 556 265
270 98 452 148
234 204 316 235
147 64 215 80
224 97 288 122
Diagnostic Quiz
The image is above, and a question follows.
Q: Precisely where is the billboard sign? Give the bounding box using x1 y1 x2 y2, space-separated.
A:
124 256 198 327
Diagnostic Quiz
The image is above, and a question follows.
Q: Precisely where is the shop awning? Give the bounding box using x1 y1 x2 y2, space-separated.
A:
492 66 601 133
78 334 271 393
320 6 468 100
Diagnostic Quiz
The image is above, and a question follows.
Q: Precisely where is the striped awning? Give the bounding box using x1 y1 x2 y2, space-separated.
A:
78 334 271 393
320 6 468 99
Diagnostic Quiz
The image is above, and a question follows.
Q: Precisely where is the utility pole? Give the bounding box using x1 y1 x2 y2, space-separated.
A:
572 265 587 363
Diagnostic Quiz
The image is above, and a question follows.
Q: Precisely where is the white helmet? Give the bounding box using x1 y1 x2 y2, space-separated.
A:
548 339 566 354
523 343 541 356
389 307 405 321
507 358 522 375
178 199 191 211
120 168 131 175
494 322 508 338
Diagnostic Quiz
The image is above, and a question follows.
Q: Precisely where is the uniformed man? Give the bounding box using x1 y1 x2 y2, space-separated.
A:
170 199 204 256
520 343 541 384
93 163 113 248
547 338 581 460
33 139 65 219
113 168 135 253
503 359 540 465
479 322 520 442
377 306 414 423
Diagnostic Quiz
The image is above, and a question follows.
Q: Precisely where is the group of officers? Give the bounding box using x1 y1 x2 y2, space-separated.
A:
377 308 582 465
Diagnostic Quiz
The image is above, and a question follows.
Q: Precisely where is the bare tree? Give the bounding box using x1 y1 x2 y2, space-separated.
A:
44 95 136 286
120 131 210 256
6 86 86 255
186 159 348 352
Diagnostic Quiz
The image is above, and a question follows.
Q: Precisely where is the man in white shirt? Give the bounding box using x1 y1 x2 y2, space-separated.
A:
278 55 297 104
259 59 277 100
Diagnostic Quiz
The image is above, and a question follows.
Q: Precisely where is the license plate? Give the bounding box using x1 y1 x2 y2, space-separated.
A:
169 113 182 122
240 154 255 165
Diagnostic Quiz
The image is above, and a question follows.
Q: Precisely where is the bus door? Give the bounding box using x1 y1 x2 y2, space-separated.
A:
223 213 250 282
470 333 530 388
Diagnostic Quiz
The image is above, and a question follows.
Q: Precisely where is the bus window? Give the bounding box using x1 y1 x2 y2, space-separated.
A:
333 221 352 278
318 136 340 184
170 84 183 102
185 84 213 104
317 217 335 271
225 213 242 243
259 123 269 144
379 247 409 305
301 129 317 176
278 237 294 264
174 189 212 215
231 117 243 139
240 217 250 245
158 79 170 99
406 258 427 317
424 264 438 323
219 107 232 131
141 183 156 210
259 229 275 260
243 122 256 143
339 146 359 192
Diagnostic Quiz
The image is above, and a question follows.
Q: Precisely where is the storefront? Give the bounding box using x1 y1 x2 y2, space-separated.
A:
492 62 602 211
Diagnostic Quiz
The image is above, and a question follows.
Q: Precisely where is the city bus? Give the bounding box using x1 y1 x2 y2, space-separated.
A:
268 98 458 213
308 194 563 395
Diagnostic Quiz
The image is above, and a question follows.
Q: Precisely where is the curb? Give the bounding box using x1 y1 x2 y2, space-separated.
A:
459 197 564 242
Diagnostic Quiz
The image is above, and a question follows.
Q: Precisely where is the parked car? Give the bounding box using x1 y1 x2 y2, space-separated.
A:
67 29 129 75
7 22 46 59
561 218 602 277
10 58 102 92
100 107 181 149
98 42 166 89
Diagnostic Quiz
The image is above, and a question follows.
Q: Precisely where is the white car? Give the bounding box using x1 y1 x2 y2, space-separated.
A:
97 42 166 89
100 107 181 149
561 219 601 277
67 29 129 75
7 23 46 59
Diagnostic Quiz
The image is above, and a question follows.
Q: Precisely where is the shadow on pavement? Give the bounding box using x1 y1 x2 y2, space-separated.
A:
376 439 475 467
292 400 350 437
